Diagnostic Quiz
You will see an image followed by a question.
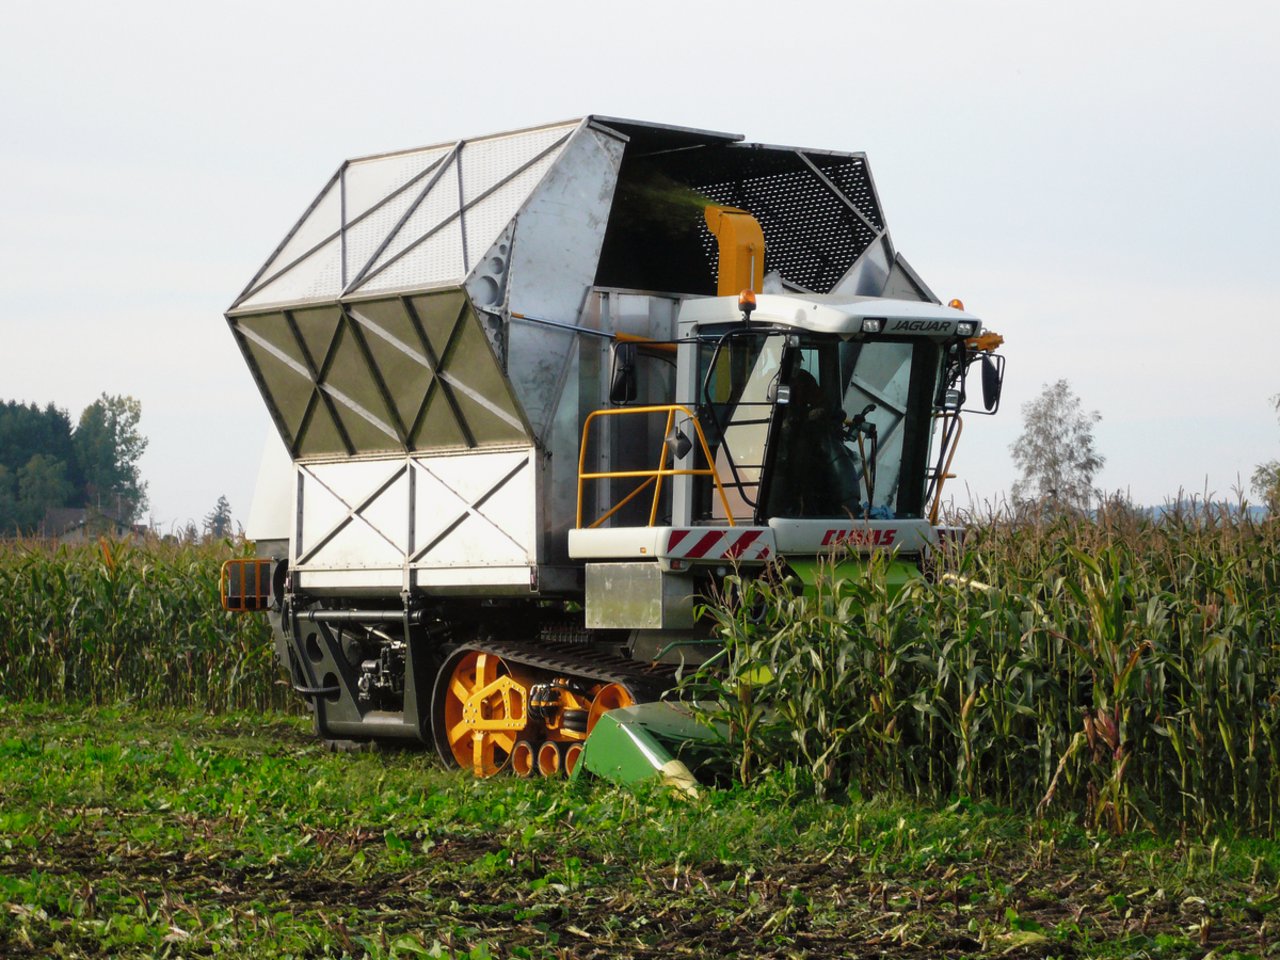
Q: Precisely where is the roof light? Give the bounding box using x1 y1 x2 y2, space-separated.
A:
738 288 756 320
861 317 883 334
948 298 965 311
956 320 977 337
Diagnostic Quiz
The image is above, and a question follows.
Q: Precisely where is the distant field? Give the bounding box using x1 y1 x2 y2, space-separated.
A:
3 704 1279 959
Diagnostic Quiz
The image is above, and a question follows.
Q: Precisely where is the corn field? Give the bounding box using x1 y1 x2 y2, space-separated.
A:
0 538 282 711
3 508 1279 835
690 505 1280 835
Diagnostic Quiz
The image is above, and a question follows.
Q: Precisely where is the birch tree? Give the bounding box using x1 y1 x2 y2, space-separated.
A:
1010 379 1104 512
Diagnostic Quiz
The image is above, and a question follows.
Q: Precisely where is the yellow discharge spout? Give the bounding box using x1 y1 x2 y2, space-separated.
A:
704 205 764 297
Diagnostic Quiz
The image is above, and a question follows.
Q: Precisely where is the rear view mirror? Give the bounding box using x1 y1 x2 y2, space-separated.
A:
981 355 1002 412
610 342 637 404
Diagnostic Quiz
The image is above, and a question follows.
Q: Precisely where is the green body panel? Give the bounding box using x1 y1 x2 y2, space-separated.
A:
576 702 719 794
785 556 920 598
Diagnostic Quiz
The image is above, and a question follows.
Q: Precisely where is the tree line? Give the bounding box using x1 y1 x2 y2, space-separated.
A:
0 395 147 536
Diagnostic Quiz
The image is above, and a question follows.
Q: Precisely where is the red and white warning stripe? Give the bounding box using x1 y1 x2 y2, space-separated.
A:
662 527 774 562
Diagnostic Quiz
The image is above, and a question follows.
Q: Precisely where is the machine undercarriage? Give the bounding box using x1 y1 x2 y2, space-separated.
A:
272 592 694 777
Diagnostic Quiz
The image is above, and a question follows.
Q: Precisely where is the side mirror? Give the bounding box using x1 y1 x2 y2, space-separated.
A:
664 428 693 460
609 343 637 404
981 355 1002 412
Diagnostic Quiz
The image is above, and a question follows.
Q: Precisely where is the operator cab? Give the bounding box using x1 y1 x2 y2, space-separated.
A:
694 324 941 524
569 291 1004 567
678 293 1002 532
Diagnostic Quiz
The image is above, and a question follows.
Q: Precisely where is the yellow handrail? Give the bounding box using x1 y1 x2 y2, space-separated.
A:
220 557 272 612
928 412 964 525
576 404 736 528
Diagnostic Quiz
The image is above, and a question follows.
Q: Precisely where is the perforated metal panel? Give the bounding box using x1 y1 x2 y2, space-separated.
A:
340 171 442 289
593 135 891 297
344 146 454 224
694 151 886 294
809 153 885 231
252 181 343 293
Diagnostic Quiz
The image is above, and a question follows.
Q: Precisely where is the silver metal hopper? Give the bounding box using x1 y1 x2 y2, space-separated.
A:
227 117 934 596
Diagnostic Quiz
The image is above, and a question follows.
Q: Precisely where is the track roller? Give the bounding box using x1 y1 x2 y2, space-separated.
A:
511 740 536 778
588 682 635 734
431 644 649 778
563 742 584 777
537 740 565 777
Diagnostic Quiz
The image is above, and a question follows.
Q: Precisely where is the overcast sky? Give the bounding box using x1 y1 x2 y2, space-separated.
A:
2 0 1277 529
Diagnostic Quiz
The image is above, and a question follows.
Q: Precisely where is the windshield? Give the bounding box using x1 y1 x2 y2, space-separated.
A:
695 331 940 522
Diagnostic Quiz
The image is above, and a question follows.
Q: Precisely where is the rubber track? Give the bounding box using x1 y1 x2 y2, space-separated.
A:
458 639 678 702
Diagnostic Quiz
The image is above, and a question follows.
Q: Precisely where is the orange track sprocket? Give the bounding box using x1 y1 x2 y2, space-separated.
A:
431 648 529 776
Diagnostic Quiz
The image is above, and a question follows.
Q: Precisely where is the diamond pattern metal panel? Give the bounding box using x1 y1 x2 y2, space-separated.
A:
296 408 346 458
409 450 534 566
229 291 527 459
238 235 343 310
296 466 355 559
296 459 413 569
251 179 343 294
460 123 576 205
359 221 467 294
358 467 413 556
340 176 436 294
347 300 434 434
351 130 571 295
239 328 312 443
290 305 343 374
350 151 461 288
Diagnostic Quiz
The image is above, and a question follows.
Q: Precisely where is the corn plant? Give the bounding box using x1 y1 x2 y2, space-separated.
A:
684 504 1280 835
0 537 283 711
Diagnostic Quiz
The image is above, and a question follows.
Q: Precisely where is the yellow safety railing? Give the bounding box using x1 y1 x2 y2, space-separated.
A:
220 557 273 612
928 412 964 525
577 405 736 528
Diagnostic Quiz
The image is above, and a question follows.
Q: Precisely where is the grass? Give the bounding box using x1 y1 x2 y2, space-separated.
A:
3 702 1280 959
4 511 1277 839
